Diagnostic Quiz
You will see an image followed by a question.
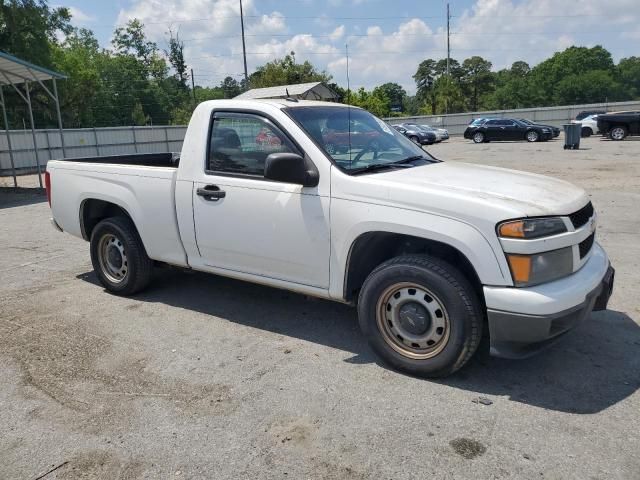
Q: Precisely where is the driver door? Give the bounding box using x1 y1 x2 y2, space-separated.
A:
191 112 331 289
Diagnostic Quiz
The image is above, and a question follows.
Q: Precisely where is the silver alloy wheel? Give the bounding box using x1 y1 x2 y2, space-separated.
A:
97 233 128 284
325 143 336 154
527 131 539 142
376 282 450 359
409 136 420 144
473 132 484 143
610 127 626 140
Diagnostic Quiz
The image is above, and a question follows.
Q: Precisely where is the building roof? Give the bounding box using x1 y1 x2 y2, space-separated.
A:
235 82 338 101
0 50 67 86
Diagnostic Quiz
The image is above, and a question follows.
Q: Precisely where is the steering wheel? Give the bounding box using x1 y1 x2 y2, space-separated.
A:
352 137 381 164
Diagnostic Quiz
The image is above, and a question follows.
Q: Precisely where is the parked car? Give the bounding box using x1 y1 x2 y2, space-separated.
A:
416 125 442 142
46 99 613 378
464 118 552 143
596 111 640 140
571 114 600 137
421 124 449 141
575 110 606 121
393 123 436 145
518 118 560 138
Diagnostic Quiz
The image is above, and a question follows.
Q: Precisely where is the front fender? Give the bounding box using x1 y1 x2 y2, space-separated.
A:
329 198 511 300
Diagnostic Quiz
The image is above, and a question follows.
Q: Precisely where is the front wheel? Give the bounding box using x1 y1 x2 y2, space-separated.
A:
409 136 420 144
472 132 485 144
358 255 482 377
581 127 592 138
526 130 539 142
609 126 627 141
90 216 154 295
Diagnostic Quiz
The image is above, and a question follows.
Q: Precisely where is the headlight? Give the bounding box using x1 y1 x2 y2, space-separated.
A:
498 217 567 239
506 247 573 287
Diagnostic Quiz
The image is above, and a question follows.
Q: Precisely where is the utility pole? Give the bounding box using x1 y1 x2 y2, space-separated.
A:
239 0 249 88
446 3 451 76
191 68 196 106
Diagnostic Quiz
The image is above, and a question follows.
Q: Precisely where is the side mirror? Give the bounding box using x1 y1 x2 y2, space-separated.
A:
264 152 319 187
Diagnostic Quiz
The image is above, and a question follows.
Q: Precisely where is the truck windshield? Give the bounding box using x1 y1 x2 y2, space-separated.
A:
285 106 435 174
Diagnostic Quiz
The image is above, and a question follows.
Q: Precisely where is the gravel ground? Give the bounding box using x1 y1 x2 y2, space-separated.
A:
1 135 639 479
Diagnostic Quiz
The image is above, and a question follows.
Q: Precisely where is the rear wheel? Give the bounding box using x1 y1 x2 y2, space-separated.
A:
325 143 337 154
90 216 154 295
472 132 485 144
358 255 482 377
526 130 539 142
581 127 592 138
609 126 627 141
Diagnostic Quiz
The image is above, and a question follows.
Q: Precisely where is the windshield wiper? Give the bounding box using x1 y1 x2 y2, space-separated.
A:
350 162 417 175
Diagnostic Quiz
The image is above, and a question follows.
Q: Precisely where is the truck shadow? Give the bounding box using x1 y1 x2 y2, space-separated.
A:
78 267 639 415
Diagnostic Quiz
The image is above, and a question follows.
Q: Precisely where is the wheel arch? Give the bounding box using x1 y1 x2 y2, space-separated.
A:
342 231 486 306
80 198 135 241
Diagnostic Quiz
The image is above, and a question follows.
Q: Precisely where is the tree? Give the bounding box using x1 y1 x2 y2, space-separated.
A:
618 57 640 98
220 76 242 98
461 56 493 111
0 0 72 67
373 83 406 111
248 53 332 89
554 70 624 105
413 59 438 114
166 30 188 88
344 87 390 117
112 19 157 66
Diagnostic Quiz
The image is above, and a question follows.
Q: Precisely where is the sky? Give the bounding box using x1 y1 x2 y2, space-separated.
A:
59 0 640 94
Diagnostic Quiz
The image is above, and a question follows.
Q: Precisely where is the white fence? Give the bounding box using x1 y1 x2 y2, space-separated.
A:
2 99 640 176
0 125 187 175
385 100 640 135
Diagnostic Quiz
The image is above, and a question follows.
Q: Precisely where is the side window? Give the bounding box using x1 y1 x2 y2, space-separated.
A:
208 114 300 176
486 120 500 126
503 120 516 126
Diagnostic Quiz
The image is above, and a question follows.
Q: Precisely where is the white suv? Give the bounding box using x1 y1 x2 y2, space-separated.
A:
572 114 600 137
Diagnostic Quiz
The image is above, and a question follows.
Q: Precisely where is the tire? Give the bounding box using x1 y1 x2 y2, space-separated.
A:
325 143 336 154
90 216 154 295
409 136 420 144
609 126 627 141
357 255 483 378
581 127 592 138
472 132 485 144
526 130 539 142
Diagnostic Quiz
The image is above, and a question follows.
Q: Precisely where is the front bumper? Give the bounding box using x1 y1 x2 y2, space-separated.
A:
484 243 614 358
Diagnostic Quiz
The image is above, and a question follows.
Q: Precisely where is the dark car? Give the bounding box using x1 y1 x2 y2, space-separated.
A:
519 118 560 138
576 110 606 121
597 111 640 140
393 124 436 145
464 118 552 143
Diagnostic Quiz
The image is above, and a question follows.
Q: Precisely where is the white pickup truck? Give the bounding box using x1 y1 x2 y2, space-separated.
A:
46 99 614 377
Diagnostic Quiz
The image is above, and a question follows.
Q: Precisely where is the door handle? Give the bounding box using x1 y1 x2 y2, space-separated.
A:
197 185 226 201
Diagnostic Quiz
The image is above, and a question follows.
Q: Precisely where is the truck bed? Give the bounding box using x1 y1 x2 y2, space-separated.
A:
57 152 180 167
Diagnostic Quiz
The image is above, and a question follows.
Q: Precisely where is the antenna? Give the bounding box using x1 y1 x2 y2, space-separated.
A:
346 43 352 165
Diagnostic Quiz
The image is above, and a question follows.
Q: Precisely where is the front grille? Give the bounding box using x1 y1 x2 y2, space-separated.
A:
579 233 595 258
569 202 594 229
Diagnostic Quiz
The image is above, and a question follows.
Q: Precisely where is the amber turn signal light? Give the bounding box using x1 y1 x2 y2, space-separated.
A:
499 220 525 238
506 254 532 284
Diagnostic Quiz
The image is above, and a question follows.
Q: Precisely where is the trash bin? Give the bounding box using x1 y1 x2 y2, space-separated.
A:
563 123 581 150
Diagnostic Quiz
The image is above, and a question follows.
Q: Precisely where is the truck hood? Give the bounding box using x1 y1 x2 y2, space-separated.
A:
350 161 589 221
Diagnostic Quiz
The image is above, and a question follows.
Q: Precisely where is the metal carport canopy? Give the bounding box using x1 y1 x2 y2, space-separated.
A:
0 51 67 187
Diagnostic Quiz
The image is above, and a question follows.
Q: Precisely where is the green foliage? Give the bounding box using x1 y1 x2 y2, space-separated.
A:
166 30 188 88
248 53 332 89
617 57 640 98
344 87 390 117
